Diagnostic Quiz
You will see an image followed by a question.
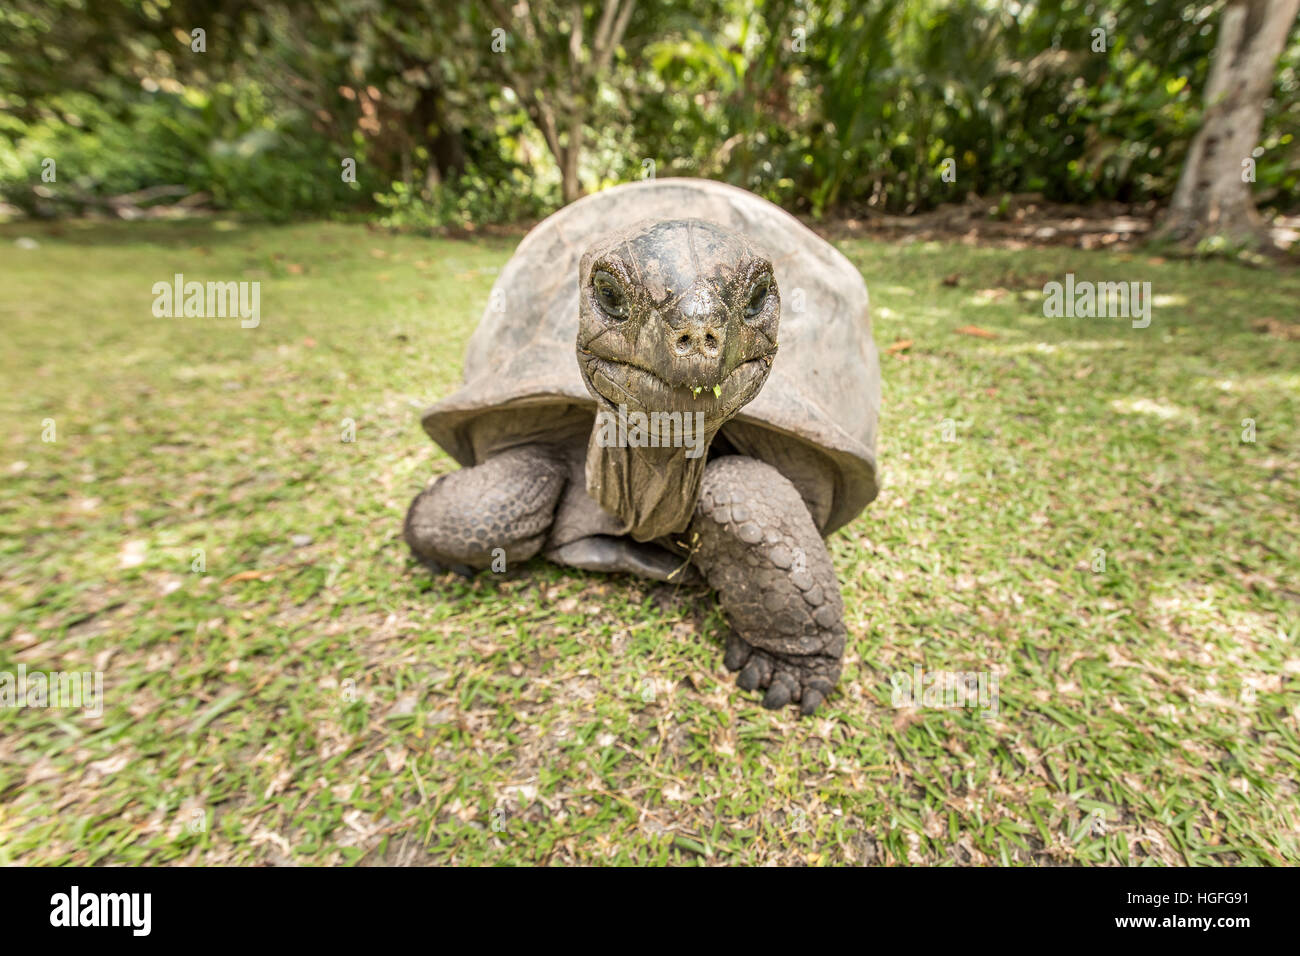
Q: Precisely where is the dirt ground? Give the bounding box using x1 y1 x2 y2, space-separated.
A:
813 194 1300 253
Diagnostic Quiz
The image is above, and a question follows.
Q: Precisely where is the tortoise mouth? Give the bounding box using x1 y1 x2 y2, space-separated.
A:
582 354 771 420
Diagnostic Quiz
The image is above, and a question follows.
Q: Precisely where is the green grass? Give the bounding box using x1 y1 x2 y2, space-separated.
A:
1 218 1297 866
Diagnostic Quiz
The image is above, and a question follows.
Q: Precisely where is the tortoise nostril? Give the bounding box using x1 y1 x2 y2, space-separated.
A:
672 325 724 358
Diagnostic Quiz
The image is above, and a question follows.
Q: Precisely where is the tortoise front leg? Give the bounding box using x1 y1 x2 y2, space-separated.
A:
404 444 568 572
689 456 846 715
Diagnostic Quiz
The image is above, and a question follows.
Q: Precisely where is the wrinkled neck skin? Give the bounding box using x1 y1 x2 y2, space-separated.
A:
584 418 725 543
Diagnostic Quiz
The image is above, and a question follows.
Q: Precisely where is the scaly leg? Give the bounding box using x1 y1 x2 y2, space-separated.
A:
404 444 568 571
689 455 846 714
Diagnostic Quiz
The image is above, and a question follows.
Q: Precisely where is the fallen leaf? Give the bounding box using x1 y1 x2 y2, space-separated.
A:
885 339 913 355
119 539 148 569
386 693 420 718
89 753 131 776
250 829 292 855
954 325 997 338
25 756 62 785
222 566 287 586
1249 317 1300 341
384 746 408 773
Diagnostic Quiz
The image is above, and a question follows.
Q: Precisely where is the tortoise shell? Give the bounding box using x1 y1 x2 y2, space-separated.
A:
421 177 881 534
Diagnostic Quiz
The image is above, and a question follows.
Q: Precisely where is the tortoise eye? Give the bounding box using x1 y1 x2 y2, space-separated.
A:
592 270 629 319
745 277 771 318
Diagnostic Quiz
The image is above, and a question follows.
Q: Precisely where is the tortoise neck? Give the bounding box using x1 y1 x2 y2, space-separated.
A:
583 408 721 541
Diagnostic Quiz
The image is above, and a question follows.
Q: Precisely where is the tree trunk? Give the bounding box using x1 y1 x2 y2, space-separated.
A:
412 82 466 187
485 0 635 206
1157 0 1300 249
561 118 584 203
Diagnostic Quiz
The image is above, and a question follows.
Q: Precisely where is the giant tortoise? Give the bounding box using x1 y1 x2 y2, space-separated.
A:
405 177 881 714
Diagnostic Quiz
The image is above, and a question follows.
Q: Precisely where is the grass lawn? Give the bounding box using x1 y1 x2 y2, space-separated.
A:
1 217 1297 866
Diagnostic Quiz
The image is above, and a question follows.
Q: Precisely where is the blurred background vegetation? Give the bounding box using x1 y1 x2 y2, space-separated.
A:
1 0 1297 230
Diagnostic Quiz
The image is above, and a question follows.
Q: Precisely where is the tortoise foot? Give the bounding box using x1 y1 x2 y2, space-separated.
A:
691 455 847 716
724 631 840 715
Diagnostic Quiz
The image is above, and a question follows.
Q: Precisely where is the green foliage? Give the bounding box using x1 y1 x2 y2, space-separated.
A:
374 164 560 231
0 93 189 201
0 84 381 221
641 0 1293 215
1 0 1297 220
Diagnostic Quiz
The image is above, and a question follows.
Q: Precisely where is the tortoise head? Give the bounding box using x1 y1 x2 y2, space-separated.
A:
576 219 779 427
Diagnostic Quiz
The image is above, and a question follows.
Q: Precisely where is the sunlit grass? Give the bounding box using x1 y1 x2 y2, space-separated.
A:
0 219 1297 865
